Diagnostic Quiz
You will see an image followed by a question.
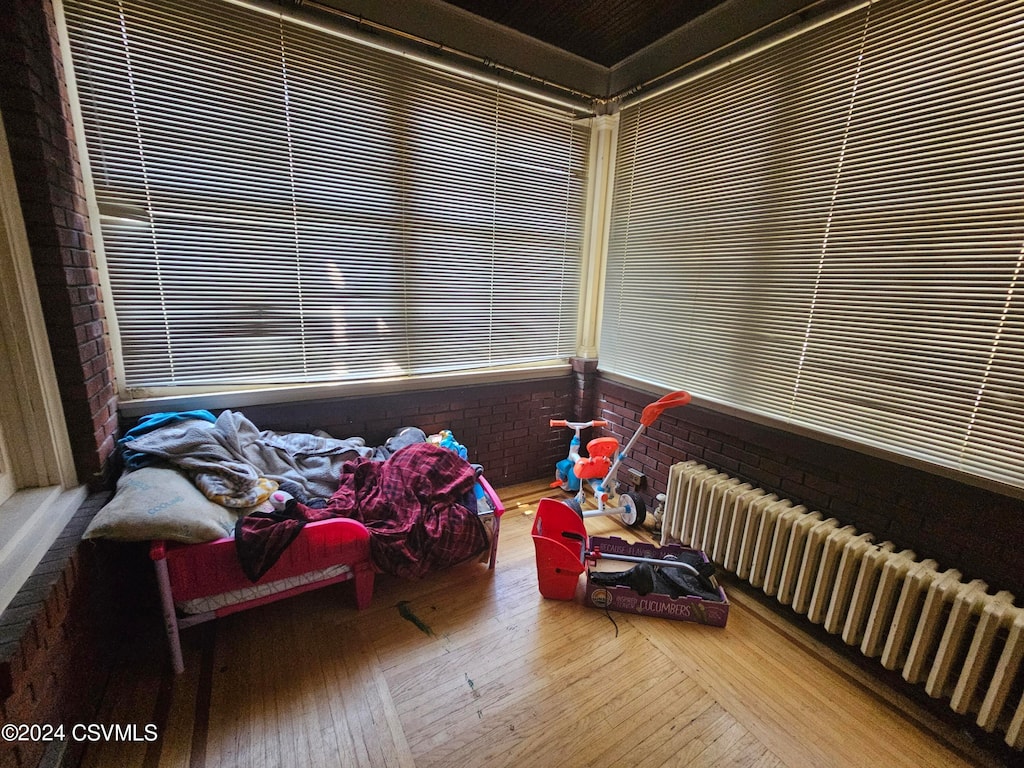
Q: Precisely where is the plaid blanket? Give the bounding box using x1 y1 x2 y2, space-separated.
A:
236 442 488 580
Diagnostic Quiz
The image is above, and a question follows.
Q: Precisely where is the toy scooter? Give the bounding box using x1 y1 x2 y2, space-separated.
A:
548 390 692 528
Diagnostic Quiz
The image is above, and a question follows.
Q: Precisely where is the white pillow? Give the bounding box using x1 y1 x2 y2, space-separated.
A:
85 466 239 543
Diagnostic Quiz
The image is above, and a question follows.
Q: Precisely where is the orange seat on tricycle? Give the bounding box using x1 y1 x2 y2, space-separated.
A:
574 455 611 480
573 437 619 479
586 437 619 458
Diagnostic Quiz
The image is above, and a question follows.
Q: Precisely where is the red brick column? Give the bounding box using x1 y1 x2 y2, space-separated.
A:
570 357 599 422
0 0 118 486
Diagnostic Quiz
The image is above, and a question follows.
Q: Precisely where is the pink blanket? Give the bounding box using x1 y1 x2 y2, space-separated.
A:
237 443 488 580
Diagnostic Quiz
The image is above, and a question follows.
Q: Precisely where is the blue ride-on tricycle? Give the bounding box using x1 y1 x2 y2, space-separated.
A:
549 390 692 528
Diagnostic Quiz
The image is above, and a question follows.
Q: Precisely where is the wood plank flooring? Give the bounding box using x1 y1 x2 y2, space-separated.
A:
78 480 1002 768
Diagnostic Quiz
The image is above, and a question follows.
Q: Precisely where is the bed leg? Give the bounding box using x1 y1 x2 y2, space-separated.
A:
153 556 185 674
353 564 374 610
488 515 501 570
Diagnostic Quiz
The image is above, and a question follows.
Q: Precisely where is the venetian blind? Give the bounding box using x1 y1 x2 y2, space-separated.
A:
62 0 590 392
602 0 1024 491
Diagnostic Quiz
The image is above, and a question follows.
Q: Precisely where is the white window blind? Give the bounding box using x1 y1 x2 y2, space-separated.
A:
62 0 590 392
602 0 1024 491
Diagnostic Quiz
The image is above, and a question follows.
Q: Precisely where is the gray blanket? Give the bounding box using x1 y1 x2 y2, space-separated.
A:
126 410 374 505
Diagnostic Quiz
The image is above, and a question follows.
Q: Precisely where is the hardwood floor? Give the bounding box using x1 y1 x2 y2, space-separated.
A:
79 480 1003 768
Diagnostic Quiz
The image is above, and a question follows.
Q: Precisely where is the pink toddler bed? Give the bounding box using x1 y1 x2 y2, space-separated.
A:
151 475 503 674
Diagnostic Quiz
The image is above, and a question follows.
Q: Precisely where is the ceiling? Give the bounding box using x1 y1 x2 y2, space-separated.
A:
436 0 732 68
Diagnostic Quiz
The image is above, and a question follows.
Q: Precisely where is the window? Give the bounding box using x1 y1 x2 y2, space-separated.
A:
0 107 83 614
62 0 590 395
602 0 1024 492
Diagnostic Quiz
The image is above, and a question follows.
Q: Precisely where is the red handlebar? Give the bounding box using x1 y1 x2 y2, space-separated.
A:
549 419 609 428
640 390 691 427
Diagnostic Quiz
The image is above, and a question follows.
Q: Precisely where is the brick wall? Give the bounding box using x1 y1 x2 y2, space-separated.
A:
0 494 124 768
0 0 118 488
594 377 1024 598
231 375 577 488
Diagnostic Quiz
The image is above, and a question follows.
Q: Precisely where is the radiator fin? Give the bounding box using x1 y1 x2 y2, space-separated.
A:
661 460 1024 751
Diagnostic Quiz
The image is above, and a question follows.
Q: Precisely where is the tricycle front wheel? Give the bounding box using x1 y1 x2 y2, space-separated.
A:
619 492 647 527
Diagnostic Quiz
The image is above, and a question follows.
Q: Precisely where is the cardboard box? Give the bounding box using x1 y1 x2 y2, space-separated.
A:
584 535 729 627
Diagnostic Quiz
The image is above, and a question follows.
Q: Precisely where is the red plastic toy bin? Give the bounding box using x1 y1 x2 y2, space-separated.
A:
531 498 588 600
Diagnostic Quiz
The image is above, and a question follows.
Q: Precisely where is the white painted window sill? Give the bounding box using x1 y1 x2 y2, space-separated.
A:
0 485 87 615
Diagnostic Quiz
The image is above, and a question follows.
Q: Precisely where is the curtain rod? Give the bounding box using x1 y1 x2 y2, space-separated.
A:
619 0 872 109
225 0 597 113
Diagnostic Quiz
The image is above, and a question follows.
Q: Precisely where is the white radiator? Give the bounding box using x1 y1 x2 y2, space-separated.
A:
661 460 1024 751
